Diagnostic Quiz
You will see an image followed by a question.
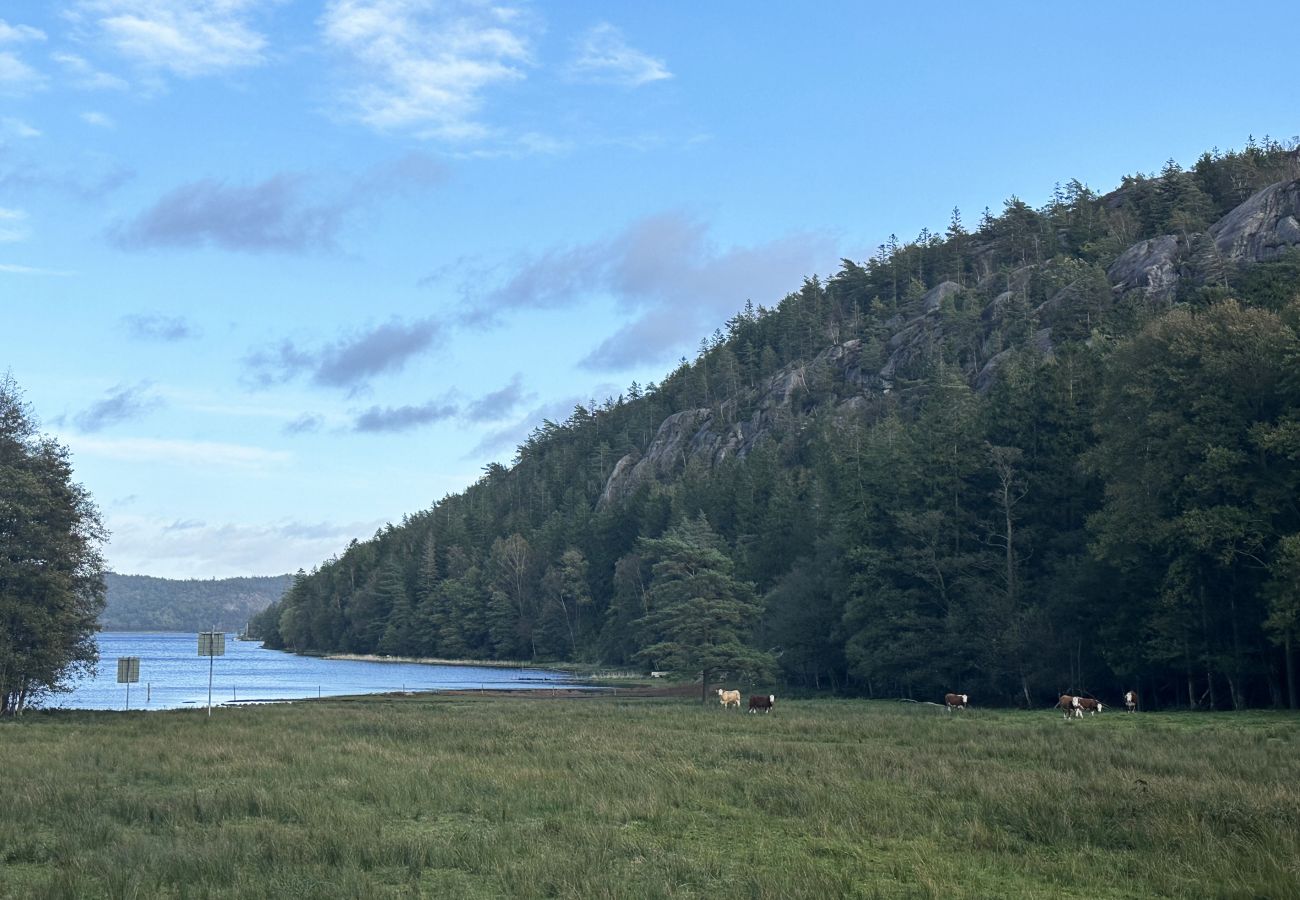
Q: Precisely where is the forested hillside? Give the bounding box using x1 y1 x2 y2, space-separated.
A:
104 573 292 633
252 138 1300 710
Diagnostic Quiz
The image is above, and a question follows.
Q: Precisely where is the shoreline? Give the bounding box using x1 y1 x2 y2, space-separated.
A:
320 652 648 680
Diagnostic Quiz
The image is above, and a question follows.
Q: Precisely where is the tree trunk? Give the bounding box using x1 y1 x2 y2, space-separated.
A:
1287 633 1297 711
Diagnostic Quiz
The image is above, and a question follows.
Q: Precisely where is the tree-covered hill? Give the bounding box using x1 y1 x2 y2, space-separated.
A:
103 573 292 633
252 138 1300 710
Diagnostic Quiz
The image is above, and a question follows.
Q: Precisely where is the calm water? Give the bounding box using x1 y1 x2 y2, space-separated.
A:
50 632 576 711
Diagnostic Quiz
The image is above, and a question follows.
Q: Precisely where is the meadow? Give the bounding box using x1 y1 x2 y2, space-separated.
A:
1 695 1297 899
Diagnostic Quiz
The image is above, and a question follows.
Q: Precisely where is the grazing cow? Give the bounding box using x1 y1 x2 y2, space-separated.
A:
1124 690 1138 713
717 688 741 709
1077 697 1104 715
944 692 968 712
1058 694 1083 719
748 694 775 713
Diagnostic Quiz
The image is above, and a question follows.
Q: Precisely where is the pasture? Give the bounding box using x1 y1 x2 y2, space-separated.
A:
1 696 1297 898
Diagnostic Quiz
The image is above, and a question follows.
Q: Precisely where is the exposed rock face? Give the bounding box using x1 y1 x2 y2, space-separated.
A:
600 341 882 504
1207 179 1300 265
921 281 963 313
1107 234 1186 302
1106 180 1300 303
600 181 1300 507
974 328 1054 394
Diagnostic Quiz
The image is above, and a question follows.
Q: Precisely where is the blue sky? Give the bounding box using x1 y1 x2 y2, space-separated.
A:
2 1 1297 578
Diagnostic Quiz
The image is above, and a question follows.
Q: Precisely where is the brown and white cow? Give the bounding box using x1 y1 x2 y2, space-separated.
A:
748 694 774 713
717 688 741 709
944 692 968 711
1077 697 1104 715
1124 690 1138 713
1058 694 1083 719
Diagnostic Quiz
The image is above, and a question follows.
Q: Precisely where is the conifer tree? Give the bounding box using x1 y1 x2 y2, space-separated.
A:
634 515 774 703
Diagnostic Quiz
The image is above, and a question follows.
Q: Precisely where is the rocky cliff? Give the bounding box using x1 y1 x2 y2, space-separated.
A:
601 179 1300 505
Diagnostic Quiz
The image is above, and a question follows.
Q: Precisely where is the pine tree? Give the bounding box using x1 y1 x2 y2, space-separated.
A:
634 515 775 703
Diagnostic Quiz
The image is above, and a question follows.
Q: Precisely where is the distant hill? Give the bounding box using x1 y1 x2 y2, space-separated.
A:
255 139 1300 710
102 573 293 633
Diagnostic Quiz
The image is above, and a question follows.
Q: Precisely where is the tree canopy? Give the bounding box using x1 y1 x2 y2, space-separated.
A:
0 374 107 715
253 139 1300 709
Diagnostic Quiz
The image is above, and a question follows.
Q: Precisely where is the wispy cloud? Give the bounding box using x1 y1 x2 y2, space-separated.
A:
567 23 671 87
459 212 835 369
52 51 130 91
73 0 274 77
1 117 40 138
70 435 291 469
0 207 29 243
110 155 446 255
120 312 198 342
104 513 386 578
464 373 530 422
283 413 324 435
74 381 164 432
0 19 46 44
0 154 134 201
81 110 115 128
0 51 45 93
246 316 446 391
0 262 75 276
321 0 534 139
352 398 458 433
109 173 346 253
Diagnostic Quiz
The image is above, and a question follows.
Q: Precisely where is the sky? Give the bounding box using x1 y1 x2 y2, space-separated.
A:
2 1 1297 580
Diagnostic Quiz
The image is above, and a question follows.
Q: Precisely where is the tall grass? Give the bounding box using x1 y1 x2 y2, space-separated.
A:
2 698 1297 898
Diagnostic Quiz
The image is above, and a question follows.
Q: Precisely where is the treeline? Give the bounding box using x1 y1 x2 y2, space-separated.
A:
252 138 1300 709
102 573 292 633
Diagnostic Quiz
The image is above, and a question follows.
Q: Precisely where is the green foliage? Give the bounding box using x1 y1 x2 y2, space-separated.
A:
264 140 1300 709
106 573 292 633
633 515 775 696
0 375 107 715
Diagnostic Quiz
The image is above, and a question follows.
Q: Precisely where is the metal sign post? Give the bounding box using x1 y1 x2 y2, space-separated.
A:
116 657 140 710
198 630 226 718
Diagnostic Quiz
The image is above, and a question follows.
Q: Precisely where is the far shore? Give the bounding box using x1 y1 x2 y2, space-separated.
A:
321 652 648 679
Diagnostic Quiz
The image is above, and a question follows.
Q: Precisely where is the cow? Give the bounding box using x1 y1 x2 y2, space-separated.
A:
1077 697 1104 715
717 688 741 709
748 694 775 713
1058 694 1083 719
1124 690 1138 713
944 692 968 712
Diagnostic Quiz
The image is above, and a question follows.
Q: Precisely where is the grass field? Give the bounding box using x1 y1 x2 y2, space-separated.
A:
1 695 1298 899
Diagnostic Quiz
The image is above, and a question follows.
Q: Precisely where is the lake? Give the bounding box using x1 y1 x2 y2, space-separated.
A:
49 632 577 711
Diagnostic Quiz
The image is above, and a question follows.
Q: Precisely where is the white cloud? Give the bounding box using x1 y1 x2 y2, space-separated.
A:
567 23 670 87
82 110 116 128
0 19 46 43
53 52 130 91
104 514 388 578
0 51 44 92
74 0 272 77
0 262 75 276
1 116 41 137
321 0 534 138
0 207 30 243
67 435 292 469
